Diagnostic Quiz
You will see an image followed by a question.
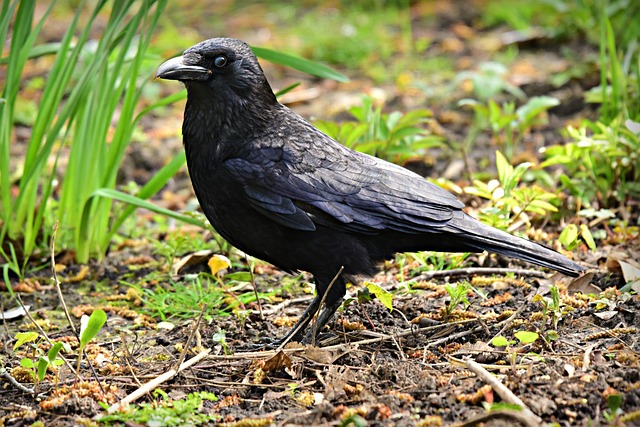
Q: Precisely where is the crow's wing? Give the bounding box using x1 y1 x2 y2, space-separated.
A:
225 123 465 234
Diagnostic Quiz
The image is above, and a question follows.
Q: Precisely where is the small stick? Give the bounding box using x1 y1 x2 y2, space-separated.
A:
464 357 542 424
174 304 208 370
120 334 143 388
457 410 541 427
1 369 35 394
51 221 77 335
493 297 529 338
415 267 548 281
106 348 211 414
50 222 104 394
424 328 476 349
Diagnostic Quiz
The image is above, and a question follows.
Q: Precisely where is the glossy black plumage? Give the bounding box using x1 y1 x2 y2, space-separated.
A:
156 38 584 344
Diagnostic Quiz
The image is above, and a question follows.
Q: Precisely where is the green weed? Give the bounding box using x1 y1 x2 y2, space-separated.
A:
12 332 67 386
316 96 442 164
396 251 470 281
444 281 472 316
540 119 640 209
465 151 560 231
99 390 218 426
129 273 273 322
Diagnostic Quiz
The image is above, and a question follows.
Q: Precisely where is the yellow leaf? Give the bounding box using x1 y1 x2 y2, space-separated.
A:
208 254 231 275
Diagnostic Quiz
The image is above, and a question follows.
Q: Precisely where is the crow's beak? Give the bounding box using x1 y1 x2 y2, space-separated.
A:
155 56 210 81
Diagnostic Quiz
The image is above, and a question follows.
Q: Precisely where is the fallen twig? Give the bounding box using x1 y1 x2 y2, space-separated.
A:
456 409 541 427
209 319 479 361
50 222 103 393
463 357 542 425
415 267 548 281
106 348 211 414
174 304 207 370
1 368 35 394
51 221 76 335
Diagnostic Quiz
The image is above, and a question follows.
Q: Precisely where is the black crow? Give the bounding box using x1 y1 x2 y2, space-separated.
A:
156 38 584 345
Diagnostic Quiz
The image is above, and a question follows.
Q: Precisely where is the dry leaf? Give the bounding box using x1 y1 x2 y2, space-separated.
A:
594 310 618 320
171 249 213 275
1 305 30 320
262 350 292 372
567 272 600 294
618 260 640 283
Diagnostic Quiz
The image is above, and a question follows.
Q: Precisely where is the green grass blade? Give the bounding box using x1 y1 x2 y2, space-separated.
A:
80 188 208 247
252 46 349 82
99 151 188 252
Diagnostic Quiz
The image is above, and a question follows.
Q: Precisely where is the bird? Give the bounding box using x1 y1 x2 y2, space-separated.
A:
156 37 584 346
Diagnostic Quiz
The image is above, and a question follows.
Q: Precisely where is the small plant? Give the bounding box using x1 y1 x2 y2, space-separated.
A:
603 393 623 422
130 273 273 322
465 151 560 231
491 330 540 371
460 96 559 161
454 62 526 102
540 119 640 209
75 309 107 383
211 330 231 355
558 223 597 252
396 251 470 280
444 281 472 316
99 390 218 426
532 285 563 331
356 281 394 311
315 96 443 164
12 332 67 386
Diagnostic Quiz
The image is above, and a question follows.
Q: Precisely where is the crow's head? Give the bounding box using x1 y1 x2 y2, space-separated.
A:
156 38 276 109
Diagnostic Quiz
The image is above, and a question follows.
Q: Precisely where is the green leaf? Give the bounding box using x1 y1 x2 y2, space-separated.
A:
339 414 367 427
483 402 524 412
13 331 39 351
223 272 252 282
495 151 512 189
365 282 394 311
274 82 301 97
84 188 208 230
37 356 49 381
20 357 34 369
580 224 597 252
514 330 539 344
527 199 559 213
79 309 107 349
491 336 510 347
516 96 559 126
545 330 559 341
252 46 349 82
607 393 622 414
47 342 64 363
559 224 579 250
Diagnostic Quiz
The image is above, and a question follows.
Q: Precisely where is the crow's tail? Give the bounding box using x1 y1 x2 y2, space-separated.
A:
451 213 584 277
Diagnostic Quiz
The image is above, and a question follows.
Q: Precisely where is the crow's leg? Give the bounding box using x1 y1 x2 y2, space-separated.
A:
253 269 346 349
252 294 323 349
304 297 343 345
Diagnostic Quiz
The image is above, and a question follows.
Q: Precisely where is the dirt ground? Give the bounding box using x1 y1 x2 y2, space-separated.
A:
2 1 639 426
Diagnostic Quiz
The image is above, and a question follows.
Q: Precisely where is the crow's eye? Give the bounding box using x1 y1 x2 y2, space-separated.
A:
214 55 228 68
